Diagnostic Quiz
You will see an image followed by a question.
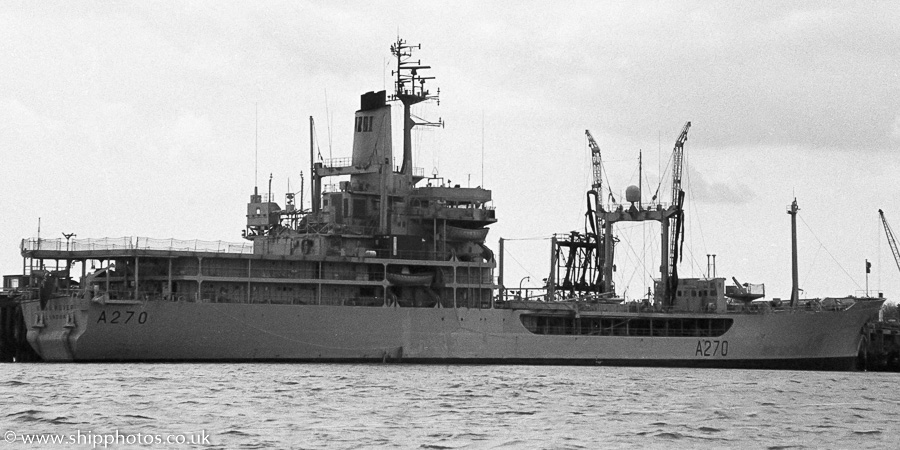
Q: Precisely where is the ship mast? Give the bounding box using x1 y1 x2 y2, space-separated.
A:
389 37 441 182
310 117 319 213
788 198 800 307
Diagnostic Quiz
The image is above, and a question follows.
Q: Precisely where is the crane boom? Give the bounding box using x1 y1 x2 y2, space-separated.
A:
584 130 611 295
668 121 691 275
879 209 900 274
666 121 691 306
586 130 603 205
670 122 691 210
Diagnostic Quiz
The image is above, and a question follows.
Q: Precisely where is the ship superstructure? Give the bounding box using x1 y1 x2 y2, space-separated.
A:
237 38 495 310
4 39 884 369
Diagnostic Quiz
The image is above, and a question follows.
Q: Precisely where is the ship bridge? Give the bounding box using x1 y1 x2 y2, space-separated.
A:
407 186 496 224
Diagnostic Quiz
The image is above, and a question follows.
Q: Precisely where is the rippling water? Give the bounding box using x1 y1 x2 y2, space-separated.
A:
1 364 898 449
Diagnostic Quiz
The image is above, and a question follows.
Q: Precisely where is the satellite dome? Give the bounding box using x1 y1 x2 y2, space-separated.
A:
625 185 641 204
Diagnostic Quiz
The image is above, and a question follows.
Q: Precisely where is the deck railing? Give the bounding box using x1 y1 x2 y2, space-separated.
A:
21 237 254 254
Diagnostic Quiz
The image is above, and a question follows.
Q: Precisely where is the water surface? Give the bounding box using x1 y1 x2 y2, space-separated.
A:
2 364 898 448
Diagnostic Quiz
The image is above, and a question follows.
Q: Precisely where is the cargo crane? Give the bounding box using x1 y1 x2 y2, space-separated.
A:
587 131 603 205
548 131 611 299
585 130 612 294
879 209 900 274
666 121 691 305
585 130 603 234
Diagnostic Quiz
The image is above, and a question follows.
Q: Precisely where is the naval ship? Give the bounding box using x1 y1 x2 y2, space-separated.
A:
7 38 884 369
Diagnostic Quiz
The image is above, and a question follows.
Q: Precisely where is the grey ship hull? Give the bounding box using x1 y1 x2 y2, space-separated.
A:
24 295 882 370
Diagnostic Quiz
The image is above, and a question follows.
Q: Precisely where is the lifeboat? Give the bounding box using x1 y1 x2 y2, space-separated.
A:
386 271 434 286
446 225 489 242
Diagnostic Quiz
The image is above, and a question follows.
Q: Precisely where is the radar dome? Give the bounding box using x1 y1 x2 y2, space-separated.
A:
625 185 641 204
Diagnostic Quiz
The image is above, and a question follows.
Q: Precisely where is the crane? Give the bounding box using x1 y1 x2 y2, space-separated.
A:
586 130 603 209
879 209 900 274
667 121 691 304
584 130 604 237
585 130 606 291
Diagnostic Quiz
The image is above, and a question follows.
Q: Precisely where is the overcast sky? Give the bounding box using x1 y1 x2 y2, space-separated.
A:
2 1 899 303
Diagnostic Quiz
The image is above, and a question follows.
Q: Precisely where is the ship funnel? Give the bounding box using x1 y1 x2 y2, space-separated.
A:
352 91 392 168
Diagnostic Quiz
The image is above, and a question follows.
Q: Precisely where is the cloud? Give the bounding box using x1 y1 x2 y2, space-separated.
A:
0 98 63 146
685 166 755 205
445 3 900 152
171 110 214 148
